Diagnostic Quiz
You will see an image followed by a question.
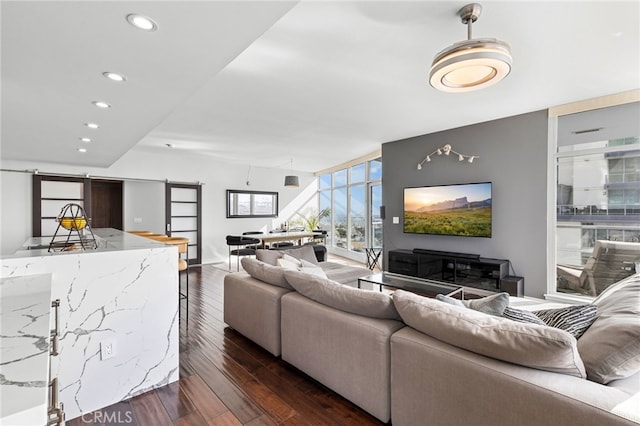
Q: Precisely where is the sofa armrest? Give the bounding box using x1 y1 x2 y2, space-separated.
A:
281 292 404 422
223 272 292 356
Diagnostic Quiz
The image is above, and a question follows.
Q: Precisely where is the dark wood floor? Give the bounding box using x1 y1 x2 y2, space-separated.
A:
67 264 384 425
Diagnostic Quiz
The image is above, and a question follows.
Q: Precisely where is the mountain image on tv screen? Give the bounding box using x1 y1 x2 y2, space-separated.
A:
404 182 492 237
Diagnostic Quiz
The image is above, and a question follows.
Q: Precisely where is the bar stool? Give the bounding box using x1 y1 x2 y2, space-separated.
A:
163 237 190 324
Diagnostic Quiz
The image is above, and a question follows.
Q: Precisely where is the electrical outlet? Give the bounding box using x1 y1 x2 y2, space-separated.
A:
100 341 115 360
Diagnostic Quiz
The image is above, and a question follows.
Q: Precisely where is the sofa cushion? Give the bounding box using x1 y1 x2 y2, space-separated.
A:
577 273 640 384
241 257 293 290
283 270 400 320
534 305 597 339
393 290 586 378
318 262 372 287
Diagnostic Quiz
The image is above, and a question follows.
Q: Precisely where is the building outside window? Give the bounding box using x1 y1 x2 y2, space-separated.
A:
552 101 640 299
317 158 382 260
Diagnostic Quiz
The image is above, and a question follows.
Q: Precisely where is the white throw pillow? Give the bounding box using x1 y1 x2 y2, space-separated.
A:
299 266 327 278
277 255 300 270
277 255 327 278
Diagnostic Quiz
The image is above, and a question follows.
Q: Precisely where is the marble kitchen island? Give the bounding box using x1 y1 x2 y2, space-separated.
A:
1 229 179 422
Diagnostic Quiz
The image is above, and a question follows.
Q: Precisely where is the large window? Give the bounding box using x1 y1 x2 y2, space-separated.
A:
318 158 382 257
553 101 640 298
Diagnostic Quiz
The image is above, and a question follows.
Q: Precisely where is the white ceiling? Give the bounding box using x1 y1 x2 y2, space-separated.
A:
2 1 639 173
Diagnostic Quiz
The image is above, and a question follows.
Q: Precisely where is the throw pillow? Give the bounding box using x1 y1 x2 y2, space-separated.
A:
533 305 597 339
299 258 320 268
502 306 546 325
277 256 300 270
256 249 283 266
276 255 327 278
392 290 586 378
241 257 293 290
279 245 319 265
577 273 640 384
435 294 465 307
299 266 327 278
462 292 510 316
283 270 400 320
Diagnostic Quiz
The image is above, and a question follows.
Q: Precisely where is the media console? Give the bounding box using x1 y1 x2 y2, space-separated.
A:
387 249 523 296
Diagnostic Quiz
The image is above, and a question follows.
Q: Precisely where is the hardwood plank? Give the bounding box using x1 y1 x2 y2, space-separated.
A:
222 327 274 365
244 414 278 426
207 411 243 426
251 364 339 426
305 386 382 426
195 346 296 423
187 349 264 424
174 410 208 426
130 391 173 426
179 374 228 423
156 380 196 420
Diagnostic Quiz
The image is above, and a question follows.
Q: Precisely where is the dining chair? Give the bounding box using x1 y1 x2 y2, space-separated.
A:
226 235 261 272
242 231 264 249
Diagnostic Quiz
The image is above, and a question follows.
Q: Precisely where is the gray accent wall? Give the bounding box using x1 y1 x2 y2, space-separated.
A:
381 110 549 298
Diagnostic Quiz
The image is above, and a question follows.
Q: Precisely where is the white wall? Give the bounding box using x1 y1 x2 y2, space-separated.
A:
0 171 32 255
123 181 165 234
1 147 315 262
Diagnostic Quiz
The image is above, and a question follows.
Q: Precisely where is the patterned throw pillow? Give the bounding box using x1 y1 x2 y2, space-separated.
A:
502 306 546 325
533 305 598 339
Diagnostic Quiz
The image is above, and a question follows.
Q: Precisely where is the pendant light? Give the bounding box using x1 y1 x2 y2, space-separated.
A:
284 158 299 188
429 3 512 93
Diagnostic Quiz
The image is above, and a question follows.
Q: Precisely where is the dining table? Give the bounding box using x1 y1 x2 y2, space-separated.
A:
247 231 323 248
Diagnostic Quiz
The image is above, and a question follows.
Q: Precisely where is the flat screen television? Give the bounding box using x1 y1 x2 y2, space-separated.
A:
404 182 492 237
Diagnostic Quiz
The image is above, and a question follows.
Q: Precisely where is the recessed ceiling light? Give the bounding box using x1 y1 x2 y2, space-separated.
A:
78 148 87 153
92 101 111 109
126 14 158 31
80 137 92 143
85 123 99 129
102 72 127 82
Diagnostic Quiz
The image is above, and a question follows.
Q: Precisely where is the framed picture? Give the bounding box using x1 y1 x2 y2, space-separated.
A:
226 190 279 218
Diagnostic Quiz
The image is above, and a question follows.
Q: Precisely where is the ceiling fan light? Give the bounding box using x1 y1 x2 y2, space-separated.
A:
430 39 512 92
429 3 512 93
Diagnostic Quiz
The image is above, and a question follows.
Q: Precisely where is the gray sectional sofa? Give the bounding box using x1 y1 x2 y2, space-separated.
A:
223 246 640 425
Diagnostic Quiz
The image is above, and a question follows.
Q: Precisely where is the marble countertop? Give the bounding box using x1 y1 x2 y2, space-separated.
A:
0 273 53 425
4 228 168 259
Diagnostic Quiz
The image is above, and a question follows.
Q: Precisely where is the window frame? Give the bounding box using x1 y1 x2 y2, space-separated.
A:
226 189 279 218
546 94 640 302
